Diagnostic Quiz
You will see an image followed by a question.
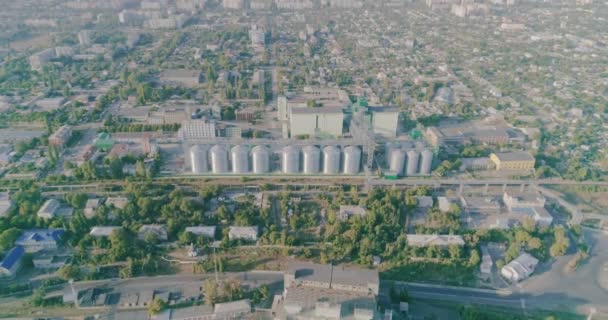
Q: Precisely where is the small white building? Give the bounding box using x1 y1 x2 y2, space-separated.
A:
501 253 538 282
37 199 61 219
185 226 216 238
337 205 367 220
84 198 103 219
437 197 451 212
89 226 122 237
228 226 259 241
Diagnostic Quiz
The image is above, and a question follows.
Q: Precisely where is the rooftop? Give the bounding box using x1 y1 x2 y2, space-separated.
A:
492 151 535 162
0 246 24 270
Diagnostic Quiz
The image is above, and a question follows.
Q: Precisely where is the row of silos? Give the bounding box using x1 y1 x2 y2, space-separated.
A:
281 145 361 175
388 148 433 176
190 144 362 175
190 145 271 174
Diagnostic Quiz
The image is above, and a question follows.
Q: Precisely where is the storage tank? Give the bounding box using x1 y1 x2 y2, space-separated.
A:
323 146 341 174
281 146 300 174
302 145 321 174
210 145 229 174
420 149 433 175
406 149 419 176
389 149 406 175
251 146 270 174
231 145 249 174
189 145 208 174
343 146 361 175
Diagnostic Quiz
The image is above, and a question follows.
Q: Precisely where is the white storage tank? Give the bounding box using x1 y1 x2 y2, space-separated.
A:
420 149 433 175
406 149 419 176
251 146 270 174
323 146 341 174
343 146 361 175
189 145 208 174
389 149 406 175
302 145 321 174
282 146 300 174
231 145 249 174
210 145 229 174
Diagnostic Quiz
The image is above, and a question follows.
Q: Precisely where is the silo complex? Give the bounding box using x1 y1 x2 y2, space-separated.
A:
210 145 229 174
251 146 270 174
231 145 249 174
389 149 406 175
406 149 419 176
282 146 300 174
189 145 208 174
322 146 341 174
302 145 321 174
420 149 433 175
343 146 361 175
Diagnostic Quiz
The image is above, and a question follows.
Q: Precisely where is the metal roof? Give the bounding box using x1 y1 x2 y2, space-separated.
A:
0 246 24 270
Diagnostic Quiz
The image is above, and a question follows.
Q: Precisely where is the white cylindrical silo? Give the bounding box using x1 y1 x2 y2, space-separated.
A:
323 146 340 174
210 145 229 174
406 149 419 176
420 149 433 175
281 146 300 174
302 145 321 174
389 149 406 175
189 145 208 174
251 146 270 174
385 141 399 162
231 145 249 174
343 146 361 175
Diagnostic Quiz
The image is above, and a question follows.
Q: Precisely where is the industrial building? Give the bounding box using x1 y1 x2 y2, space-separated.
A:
490 152 535 171
369 106 400 138
273 261 379 319
277 87 350 138
178 119 217 140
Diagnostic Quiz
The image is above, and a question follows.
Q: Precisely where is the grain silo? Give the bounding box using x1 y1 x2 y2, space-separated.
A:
251 146 270 174
281 145 300 174
406 149 419 176
302 145 321 174
389 149 406 175
231 145 249 174
420 149 433 175
210 145 229 174
189 145 208 174
323 145 341 174
343 146 361 175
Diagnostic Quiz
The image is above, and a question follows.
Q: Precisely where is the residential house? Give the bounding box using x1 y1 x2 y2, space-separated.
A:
15 229 64 253
0 246 25 278
89 226 121 237
337 205 367 220
185 226 216 238
501 253 538 282
37 199 61 219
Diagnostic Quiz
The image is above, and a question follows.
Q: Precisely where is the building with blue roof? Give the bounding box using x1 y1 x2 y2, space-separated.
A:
0 246 25 278
15 229 64 253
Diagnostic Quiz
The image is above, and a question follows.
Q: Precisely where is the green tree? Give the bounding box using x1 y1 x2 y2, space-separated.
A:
203 279 218 305
148 297 167 315
0 228 22 251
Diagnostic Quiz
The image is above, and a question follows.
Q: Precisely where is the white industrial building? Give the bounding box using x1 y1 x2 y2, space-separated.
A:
369 107 399 138
278 87 350 138
501 253 538 282
179 119 217 139
289 107 344 137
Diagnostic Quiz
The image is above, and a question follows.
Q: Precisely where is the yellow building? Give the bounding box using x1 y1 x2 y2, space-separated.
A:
490 152 535 171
